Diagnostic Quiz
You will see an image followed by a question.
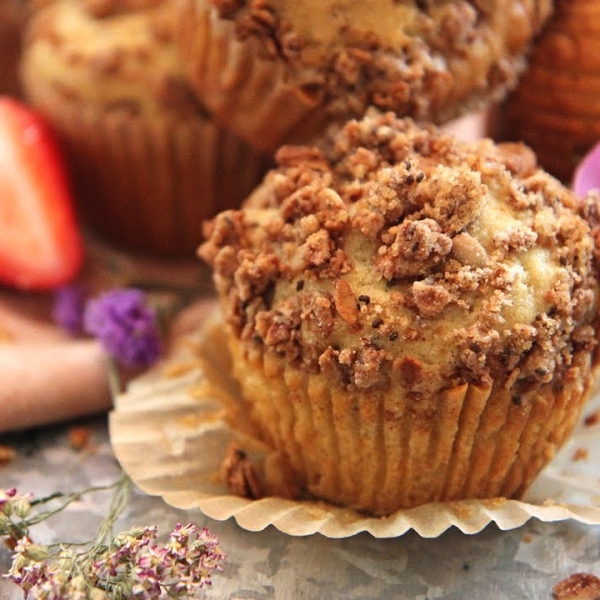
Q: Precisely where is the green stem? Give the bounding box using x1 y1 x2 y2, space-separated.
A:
26 476 129 532
93 475 130 546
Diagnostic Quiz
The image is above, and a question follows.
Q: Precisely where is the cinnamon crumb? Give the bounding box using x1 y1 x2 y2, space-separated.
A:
220 443 263 500
584 410 600 427
68 426 92 451
0 445 16 466
553 573 600 600
571 447 589 462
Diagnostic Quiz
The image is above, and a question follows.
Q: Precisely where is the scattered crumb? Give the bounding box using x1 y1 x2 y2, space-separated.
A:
220 443 263 500
522 533 532 543
0 445 16 466
68 426 92 451
572 447 589 462
553 573 600 600
584 410 600 427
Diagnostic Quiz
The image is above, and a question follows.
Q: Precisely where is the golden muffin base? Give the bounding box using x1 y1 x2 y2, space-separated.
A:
227 333 596 516
20 82 270 257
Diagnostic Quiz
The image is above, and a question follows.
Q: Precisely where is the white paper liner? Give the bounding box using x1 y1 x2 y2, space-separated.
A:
109 309 600 539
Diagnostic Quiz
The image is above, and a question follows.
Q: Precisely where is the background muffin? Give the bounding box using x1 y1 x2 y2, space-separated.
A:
200 111 600 515
176 0 553 153
0 0 30 97
494 0 600 184
20 0 270 257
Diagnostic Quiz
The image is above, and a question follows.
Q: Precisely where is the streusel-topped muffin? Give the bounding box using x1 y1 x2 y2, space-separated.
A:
200 112 600 515
20 0 270 257
177 0 553 152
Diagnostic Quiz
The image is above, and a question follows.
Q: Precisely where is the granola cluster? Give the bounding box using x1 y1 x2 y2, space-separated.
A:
200 112 600 400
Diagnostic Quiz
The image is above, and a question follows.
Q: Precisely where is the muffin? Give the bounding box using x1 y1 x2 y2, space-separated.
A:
0 0 30 97
495 0 600 184
176 0 553 153
20 0 270 257
200 111 600 515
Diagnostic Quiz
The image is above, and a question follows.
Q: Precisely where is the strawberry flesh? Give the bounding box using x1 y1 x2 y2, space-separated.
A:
0 96 84 290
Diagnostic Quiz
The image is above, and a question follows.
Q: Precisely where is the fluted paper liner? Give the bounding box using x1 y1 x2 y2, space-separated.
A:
110 308 600 538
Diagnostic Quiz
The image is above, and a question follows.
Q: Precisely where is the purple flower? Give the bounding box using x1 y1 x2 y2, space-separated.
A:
52 285 86 334
83 288 162 367
573 140 600 196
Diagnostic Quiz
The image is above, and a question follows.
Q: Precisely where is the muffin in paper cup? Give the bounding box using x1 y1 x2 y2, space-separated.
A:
20 0 270 258
176 0 553 153
199 112 600 516
109 301 600 537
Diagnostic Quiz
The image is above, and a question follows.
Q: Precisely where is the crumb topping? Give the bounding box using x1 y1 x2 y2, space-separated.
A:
200 112 600 399
553 573 600 600
209 0 553 123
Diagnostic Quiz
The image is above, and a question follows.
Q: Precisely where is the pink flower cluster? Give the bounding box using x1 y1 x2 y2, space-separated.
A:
93 523 226 599
2 488 226 600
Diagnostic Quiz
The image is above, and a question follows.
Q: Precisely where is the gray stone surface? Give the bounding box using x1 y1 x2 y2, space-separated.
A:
2 417 600 599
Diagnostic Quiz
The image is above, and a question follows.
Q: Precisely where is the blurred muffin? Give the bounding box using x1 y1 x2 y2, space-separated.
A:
20 0 270 257
496 0 600 184
0 0 30 97
176 0 553 153
200 111 600 515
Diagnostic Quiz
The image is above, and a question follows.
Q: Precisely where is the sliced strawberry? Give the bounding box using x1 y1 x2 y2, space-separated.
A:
0 96 84 290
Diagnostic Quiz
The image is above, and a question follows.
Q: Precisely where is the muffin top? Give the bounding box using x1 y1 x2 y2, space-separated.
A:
200 112 600 400
208 0 553 124
22 0 206 118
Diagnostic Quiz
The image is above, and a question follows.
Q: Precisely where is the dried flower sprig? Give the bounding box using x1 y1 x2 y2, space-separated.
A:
1 477 226 599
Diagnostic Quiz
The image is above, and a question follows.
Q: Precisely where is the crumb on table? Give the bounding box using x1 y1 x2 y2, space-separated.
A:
572 447 589 462
553 573 600 600
68 426 92 451
0 445 17 466
220 443 263 500
584 411 600 427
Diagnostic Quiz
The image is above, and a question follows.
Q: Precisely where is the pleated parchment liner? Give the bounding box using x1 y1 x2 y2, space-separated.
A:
109 308 600 539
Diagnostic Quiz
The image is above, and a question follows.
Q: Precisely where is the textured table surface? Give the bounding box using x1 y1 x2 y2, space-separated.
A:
1 416 600 600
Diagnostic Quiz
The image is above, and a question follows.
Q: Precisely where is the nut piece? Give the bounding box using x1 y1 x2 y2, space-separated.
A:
451 232 488 267
553 573 600 600
334 280 359 327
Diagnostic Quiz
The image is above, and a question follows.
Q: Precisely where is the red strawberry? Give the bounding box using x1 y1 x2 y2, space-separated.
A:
0 96 84 290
